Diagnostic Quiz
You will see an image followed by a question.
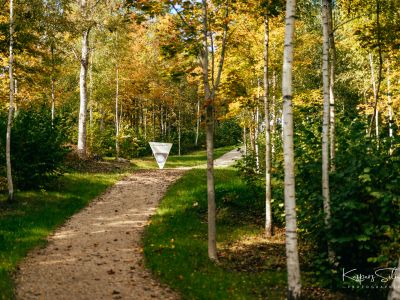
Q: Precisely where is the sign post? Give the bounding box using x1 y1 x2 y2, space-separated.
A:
149 142 173 169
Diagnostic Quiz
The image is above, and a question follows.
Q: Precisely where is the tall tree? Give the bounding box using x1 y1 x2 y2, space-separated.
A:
321 0 333 259
6 0 15 202
263 11 272 237
282 0 301 298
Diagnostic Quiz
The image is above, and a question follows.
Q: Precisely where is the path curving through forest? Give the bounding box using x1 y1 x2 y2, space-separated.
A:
15 149 242 300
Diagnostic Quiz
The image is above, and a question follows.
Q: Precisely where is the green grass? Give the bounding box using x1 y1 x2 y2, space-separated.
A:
0 171 127 300
143 168 288 300
132 145 236 169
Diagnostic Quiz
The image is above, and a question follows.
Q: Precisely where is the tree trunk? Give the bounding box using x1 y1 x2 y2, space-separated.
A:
178 107 181 156
255 79 260 172
77 28 91 159
388 260 400 300
327 1 336 170
368 53 379 138
200 0 229 262
51 46 55 126
322 0 334 261
115 63 120 159
195 98 200 147
6 0 15 202
282 0 301 298
264 13 272 237
387 60 393 153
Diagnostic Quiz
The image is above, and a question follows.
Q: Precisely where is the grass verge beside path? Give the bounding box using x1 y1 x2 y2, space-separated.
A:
143 168 288 300
132 145 236 169
143 168 350 300
0 171 127 300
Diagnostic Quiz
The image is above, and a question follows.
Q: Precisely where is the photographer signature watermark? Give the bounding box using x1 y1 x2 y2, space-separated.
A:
342 267 399 289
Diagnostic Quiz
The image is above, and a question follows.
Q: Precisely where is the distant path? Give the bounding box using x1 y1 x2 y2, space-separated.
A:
15 148 243 299
214 147 242 167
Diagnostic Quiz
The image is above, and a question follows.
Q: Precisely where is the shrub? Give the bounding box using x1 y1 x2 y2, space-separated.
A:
0 107 70 189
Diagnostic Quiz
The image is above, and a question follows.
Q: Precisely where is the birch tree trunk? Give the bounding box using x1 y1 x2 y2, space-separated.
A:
77 27 91 159
255 79 260 172
327 1 336 170
387 61 393 153
388 260 400 299
322 0 334 261
282 0 301 298
195 98 200 147
178 107 181 156
51 46 55 126
369 53 379 138
6 0 15 202
115 63 120 159
263 13 272 237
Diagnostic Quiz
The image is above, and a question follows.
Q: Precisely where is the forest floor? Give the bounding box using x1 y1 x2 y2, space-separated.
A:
13 149 242 300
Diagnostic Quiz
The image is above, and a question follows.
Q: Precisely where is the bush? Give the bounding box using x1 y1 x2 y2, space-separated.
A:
0 107 69 189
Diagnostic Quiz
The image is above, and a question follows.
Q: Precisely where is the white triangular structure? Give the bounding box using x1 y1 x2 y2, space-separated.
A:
149 142 173 169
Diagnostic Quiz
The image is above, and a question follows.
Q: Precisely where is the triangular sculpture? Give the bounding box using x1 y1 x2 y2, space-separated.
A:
149 142 173 169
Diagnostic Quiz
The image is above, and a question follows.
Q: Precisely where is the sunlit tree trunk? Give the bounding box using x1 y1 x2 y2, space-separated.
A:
282 0 301 298
255 79 260 172
178 107 181 156
327 0 336 170
51 46 56 126
115 63 120 159
322 0 334 261
195 97 200 147
77 27 91 159
387 60 393 153
369 53 379 138
6 0 15 202
388 260 400 300
263 13 272 237
200 0 229 262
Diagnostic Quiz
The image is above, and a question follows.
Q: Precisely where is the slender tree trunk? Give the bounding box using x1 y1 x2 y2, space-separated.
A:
6 0 15 202
388 260 400 300
51 46 55 126
178 107 181 156
77 28 91 159
368 53 379 138
264 13 272 237
369 1 383 138
89 47 94 129
115 63 120 159
327 1 336 170
387 61 393 153
282 0 301 298
201 0 217 261
255 79 260 172
200 0 229 262
195 97 200 147
243 126 247 156
144 108 147 140
322 0 334 261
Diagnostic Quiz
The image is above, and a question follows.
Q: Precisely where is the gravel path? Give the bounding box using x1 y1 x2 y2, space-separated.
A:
15 170 184 300
14 149 242 300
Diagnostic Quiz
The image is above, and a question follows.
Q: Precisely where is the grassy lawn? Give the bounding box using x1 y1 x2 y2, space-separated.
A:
143 168 288 300
132 145 236 169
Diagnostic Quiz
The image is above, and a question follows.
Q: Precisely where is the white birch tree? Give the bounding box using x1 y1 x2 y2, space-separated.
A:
282 0 301 297
6 0 15 202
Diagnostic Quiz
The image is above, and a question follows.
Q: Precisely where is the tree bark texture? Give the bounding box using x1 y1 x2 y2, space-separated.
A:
6 0 15 202
78 28 91 159
282 0 301 298
263 13 272 237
